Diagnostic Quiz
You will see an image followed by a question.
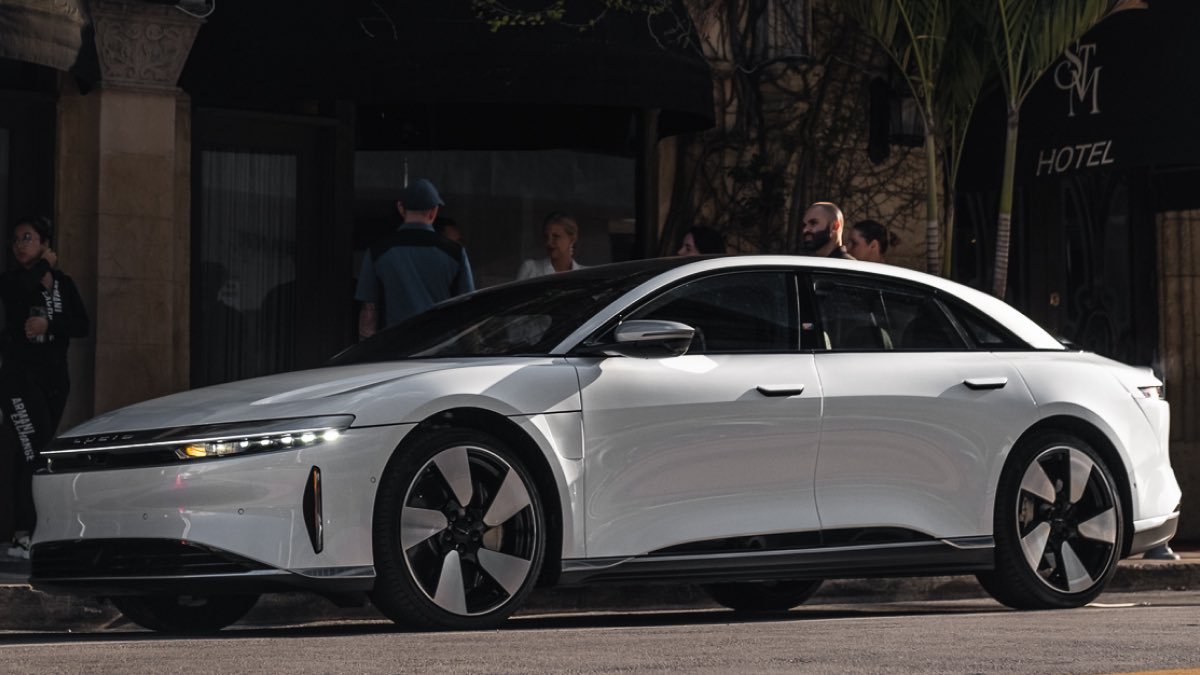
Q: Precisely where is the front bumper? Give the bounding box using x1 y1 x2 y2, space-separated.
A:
30 538 374 596
1129 511 1180 556
30 424 411 594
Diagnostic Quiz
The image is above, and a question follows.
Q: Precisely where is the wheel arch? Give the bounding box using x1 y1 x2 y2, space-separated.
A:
1011 415 1135 556
392 406 566 587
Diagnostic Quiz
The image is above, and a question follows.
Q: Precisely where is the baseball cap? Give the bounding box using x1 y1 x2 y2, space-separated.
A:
400 178 445 211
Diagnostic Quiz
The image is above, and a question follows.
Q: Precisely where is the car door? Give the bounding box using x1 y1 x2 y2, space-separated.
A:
570 270 823 558
809 274 1039 541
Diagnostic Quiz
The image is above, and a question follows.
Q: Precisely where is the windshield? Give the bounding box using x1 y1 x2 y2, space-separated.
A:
329 259 691 364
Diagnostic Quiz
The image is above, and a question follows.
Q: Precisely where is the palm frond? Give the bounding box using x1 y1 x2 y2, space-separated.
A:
935 4 988 184
969 0 1109 105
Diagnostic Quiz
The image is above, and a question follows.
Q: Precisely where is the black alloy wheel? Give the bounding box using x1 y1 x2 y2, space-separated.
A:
371 429 545 630
978 432 1123 609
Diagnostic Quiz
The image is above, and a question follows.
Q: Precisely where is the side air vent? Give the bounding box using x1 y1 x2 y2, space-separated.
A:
303 465 324 554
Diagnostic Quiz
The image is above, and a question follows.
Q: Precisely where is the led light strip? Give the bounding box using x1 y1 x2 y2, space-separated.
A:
45 416 354 456
177 429 342 460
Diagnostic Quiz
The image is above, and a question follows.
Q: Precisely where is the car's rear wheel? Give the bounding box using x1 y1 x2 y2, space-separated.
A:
978 431 1123 609
109 593 259 633
702 579 823 613
371 429 545 630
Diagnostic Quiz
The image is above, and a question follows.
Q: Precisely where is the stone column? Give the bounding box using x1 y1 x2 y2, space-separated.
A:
64 0 201 416
1157 210 1199 541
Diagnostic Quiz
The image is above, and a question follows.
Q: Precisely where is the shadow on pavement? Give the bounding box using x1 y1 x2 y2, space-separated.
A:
0 600 1016 645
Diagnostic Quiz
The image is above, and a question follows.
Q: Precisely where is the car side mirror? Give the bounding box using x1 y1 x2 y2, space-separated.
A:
578 319 696 358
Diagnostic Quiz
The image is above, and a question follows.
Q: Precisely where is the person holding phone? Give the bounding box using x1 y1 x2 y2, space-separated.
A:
0 216 89 559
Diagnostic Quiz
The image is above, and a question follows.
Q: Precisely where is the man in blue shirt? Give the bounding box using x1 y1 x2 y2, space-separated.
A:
356 179 475 338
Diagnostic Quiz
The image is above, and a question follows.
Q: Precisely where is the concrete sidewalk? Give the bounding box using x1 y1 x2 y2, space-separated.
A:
0 547 1196 632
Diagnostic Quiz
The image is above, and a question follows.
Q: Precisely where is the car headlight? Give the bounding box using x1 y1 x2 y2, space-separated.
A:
176 427 344 460
43 415 355 472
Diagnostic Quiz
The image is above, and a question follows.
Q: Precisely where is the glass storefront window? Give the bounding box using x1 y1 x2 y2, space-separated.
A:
196 150 299 385
353 150 635 289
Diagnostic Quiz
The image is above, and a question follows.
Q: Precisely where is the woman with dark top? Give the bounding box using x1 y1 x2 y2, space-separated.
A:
846 219 900 264
0 216 88 559
676 226 726 256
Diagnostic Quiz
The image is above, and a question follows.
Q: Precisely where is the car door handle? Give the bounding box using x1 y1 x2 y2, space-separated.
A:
756 384 806 397
963 377 1008 390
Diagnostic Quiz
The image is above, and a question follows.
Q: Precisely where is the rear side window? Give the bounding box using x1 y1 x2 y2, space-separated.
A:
811 275 966 351
942 301 1027 349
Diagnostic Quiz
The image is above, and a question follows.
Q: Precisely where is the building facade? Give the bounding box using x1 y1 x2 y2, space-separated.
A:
955 0 1198 539
0 0 1194 543
0 0 715 538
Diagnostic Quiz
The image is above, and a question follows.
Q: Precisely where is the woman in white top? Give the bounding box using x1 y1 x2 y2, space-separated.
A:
517 211 585 280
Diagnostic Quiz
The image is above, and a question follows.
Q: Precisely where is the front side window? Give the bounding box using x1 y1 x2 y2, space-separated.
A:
627 271 797 353
812 276 965 351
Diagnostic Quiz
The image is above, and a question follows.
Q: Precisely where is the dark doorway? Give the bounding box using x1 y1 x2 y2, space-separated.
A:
0 88 55 270
1020 169 1158 367
191 110 352 386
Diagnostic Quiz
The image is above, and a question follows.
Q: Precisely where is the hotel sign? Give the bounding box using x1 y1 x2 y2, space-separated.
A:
1034 42 1114 177
1013 4 1200 184
1053 43 1102 117
1035 140 1114 177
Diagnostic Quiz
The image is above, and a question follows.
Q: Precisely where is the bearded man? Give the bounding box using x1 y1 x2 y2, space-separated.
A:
800 202 855 259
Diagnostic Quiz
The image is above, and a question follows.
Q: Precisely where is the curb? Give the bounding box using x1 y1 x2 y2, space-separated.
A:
0 558 1194 632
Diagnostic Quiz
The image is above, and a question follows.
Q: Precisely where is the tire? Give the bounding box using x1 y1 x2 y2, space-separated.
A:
977 431 1123 609
702 579 823 613
370 428 546 630
109 594 260 633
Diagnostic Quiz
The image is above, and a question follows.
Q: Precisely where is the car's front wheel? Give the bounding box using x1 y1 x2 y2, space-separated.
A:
109 594 260 633
702 579 823 613
371 429 545 630
978 431 1123 609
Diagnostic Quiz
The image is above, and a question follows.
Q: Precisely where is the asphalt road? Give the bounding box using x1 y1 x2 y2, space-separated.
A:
0 591 1197 674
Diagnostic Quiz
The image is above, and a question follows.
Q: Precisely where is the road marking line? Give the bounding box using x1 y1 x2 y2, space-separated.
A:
1100 670 1200 675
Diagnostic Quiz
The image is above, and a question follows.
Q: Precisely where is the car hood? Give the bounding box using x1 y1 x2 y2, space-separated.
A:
62 358 579 437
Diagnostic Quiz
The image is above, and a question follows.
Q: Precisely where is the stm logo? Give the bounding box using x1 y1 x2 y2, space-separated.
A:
1053 43 1101 117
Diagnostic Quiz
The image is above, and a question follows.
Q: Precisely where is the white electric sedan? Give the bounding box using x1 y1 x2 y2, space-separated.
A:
30 256 1180 632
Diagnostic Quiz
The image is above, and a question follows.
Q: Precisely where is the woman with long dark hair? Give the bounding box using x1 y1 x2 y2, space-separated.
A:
846 219 900 264
676 226 726 256
0 216 88 559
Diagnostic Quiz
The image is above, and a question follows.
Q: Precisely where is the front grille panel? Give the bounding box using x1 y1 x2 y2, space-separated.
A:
45 448 182 473
32 539 272 579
